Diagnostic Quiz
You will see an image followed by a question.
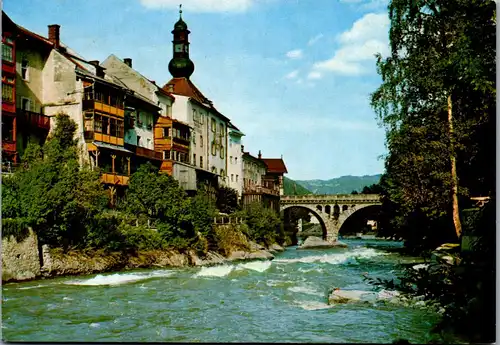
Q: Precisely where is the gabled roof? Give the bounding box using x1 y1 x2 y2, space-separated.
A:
261 158 288 174
103 54 175 101
163 77 211 105
163 77 231 123
228 122 245 136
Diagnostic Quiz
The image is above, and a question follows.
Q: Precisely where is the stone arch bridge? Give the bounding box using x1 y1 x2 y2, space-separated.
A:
280 194 381 243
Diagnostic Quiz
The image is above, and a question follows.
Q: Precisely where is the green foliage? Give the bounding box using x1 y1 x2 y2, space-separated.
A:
283 177 311 195
215 186 240 214
371 0 495 250
118 224 167 251
1 114 109 248
236 202 283 246
1 218 30 241
121 163 188 226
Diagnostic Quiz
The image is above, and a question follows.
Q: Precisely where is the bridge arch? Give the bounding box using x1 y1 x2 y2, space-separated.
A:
280 194 382 242
337 204 382 236
281 205 329 241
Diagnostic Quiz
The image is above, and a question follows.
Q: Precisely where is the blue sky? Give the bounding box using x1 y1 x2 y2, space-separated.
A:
5 0 390 180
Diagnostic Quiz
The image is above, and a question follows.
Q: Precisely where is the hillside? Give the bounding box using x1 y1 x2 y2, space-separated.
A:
283 177 312 195
295 174 382 195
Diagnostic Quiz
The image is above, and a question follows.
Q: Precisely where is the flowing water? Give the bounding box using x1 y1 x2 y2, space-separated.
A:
2 240 451 343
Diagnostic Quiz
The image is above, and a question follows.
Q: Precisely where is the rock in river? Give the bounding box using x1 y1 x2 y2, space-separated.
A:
297 236 348 250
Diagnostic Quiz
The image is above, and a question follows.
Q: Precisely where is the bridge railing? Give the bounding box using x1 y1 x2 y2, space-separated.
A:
281 194 381 202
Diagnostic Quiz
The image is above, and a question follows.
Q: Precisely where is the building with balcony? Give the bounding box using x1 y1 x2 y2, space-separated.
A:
101 54 197 191
241 150 287 212
1 12 52 165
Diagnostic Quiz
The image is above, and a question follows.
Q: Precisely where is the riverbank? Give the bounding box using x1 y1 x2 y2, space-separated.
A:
3 237 285 284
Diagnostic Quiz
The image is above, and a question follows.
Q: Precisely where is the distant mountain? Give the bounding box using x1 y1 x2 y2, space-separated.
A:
283 177 312 195
294 174 382 195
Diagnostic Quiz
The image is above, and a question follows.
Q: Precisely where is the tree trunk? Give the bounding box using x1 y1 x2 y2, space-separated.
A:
448 93 462 239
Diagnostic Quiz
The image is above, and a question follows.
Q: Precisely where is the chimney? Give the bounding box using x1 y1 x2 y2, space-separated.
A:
124 58 132 68
258 150 262 159
167 84 174 93
89 60 105 78
48 24 60 48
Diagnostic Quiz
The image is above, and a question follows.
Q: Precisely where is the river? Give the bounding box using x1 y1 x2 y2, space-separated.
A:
2 240 451 343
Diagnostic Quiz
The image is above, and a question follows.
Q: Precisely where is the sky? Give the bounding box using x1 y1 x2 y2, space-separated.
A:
5 0 391 181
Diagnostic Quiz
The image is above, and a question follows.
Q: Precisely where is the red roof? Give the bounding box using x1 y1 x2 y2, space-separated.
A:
261 158 288 174
162 77 211 105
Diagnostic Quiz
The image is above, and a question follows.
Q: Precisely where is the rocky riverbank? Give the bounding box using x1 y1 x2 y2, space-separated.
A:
4 239 285 284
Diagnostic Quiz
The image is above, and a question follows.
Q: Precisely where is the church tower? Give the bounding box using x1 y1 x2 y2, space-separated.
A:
168 5 195 79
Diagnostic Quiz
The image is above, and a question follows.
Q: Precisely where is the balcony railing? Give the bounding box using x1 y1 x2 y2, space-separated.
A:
101 173 129 186
17 109 50 130
243 185 280 196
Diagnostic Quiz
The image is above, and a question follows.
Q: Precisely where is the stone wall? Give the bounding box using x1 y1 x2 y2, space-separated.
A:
2 228 41 282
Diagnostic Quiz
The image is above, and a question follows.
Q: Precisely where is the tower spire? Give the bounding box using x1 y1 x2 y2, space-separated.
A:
168 6 195 79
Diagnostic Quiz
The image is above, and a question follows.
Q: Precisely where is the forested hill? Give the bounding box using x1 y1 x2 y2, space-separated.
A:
283 177 312 195
294 174 382 195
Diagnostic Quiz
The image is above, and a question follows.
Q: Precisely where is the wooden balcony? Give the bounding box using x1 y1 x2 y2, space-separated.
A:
243 185 280 196
135 146 162 160
85 131 124 146
17 109 50 130
83 99 124 117
2 141 16 153
101 173 129 186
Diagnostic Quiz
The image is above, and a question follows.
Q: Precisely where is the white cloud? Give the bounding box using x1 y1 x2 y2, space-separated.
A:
307 33 324 46
285 70 299 79
307 71 322 80
338 13 389 43
139 0 255 12
310 12 389 77
285 49 303 59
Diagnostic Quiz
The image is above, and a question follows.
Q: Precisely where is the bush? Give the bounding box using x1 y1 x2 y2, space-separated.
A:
118 224 167 251
235 202 283 246
2 218 30 241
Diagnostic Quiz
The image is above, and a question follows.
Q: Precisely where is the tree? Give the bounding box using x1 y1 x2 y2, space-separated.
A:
371 0 495 246
216 186 239 214
1 113 108 247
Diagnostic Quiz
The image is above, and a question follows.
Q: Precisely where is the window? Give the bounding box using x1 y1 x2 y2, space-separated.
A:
211 142 217 156
231 174 234 182
235 157 238 164
200 156 203 168
147 138 151 149
219 123 224 136
220 146 225 159
94 114 102 133
163 151 170 160
117 120 124 137
193 109 198 123
110 118 117 137
193 154 196 165
21 58 29 80
163 127 171 138
192 133 196 144
102 116 109 135
200 135 203 147
230 156 233 164
220 169 225 177
21 98 31 111
2 44 13 62
211 118 216 132
2 84 13 103
137 135 141 146
236 175 239 182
